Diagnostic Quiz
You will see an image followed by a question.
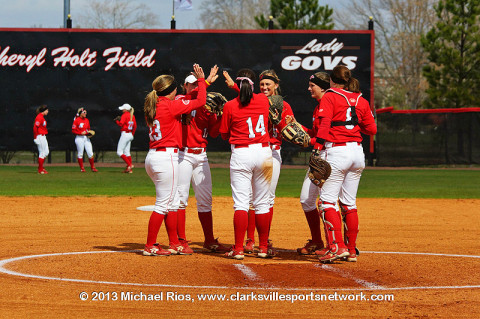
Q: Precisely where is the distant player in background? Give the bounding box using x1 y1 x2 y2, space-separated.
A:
175 66 229 253
142 64 207 257
33 105 49 174
72 107 98 172
219 68 273 260
115 103 137 173
314 65 377 263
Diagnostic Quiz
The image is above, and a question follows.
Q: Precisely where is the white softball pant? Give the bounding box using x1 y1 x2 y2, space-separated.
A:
300 170 322 212
269 147 282 207
116 132 134 157
230 143 273 215
145 148 180 214
75 135 94 159
320 142 365 210
34 135 49 158
177 149 212 212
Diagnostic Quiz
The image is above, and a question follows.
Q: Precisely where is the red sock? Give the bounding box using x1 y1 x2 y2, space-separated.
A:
177 209 186 240
322 207 346 250
246 208 256 242
120 154 129 165
304 208 322 244
233 210 248 251
268 206 274 237
38 157 44 171
77 158 84 169
255 213 270 250
198 211 215 243
127 156 133 166
165 210 180 245
146 212 165 246
342 209 359 251
88 157 95 168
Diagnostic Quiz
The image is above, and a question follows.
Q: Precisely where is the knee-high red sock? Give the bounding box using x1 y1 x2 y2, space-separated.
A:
120 154 129 165
234 210 248 251
146 211 165 246
127 156 133 166
322 207 346 251
255 213 270 250
88 157 95 168
164 210 180 245
38 157 44 171
198 211 214 243
177 209 186 240
342 208 359 251
77 158 84 169
268 206 274 237
304 208 323 244
246 208 256 242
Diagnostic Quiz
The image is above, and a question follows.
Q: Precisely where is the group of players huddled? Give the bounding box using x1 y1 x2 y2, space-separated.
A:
33 63 376 264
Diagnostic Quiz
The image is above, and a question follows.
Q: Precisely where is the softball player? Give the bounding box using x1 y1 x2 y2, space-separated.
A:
33 105 49 174
219 68 273 260
115 103 137 173
175 67 229 253
72 107 98 172
314 65 377 263
296 72 331 256
228 70 294 255
143 64 207 257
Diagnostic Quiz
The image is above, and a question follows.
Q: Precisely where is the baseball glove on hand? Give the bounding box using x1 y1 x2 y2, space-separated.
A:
86 130 95 138
205 92 227 116
267 95 283 125
281 121 311 148
308 150 331 187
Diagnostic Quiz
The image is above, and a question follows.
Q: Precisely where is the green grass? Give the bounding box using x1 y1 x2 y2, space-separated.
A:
0 166 479 198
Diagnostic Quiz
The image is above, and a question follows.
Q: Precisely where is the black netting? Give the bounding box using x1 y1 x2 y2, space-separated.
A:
376 111 480 166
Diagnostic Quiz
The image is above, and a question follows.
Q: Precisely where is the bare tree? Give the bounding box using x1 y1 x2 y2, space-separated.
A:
200 0 270 29
335 0 437 109
76 0 160 29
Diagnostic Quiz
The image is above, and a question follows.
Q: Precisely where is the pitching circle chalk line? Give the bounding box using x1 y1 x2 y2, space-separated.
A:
0 250 479 291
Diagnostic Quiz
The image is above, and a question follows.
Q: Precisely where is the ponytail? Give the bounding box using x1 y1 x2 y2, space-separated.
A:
347 77 361 93
129 107 134 121
144 90 157 127
236 68 256 106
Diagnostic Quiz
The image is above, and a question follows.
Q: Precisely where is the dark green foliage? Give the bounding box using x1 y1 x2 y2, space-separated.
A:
255 0 334 30
421 0 480 108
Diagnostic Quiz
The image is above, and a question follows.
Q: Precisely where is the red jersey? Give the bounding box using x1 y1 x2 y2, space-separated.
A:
148 79 207 149
219 93 270 146
269 101 294 146
176 94 220 148
315 88 377 145
116 112 137 135
33 113 48 138
72 117 90 135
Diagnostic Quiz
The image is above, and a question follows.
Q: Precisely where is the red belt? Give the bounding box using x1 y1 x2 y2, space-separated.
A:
271 145 281 150
332 142 361 147
156 147 178 153
180 148 205 154
234 142 270 149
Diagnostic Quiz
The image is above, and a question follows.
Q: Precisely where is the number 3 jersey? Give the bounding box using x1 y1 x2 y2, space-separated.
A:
219 93 270 146
315 88 377 143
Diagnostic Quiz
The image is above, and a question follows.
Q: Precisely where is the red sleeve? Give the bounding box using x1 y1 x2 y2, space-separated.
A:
169 79 207 116
313 117 332 149
358 99 377 135
132 117 137 135
276 101 294 131
229 83 240 93
221 132 230 140
33 116 39 138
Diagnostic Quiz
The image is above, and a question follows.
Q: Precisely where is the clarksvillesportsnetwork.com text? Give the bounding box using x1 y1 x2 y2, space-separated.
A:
80 291 394 302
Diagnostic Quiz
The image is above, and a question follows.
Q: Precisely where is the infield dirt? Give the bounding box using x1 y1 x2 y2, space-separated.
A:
1 196 479 318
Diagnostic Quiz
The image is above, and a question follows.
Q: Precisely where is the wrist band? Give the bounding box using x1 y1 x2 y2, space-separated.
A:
205 80 210 86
